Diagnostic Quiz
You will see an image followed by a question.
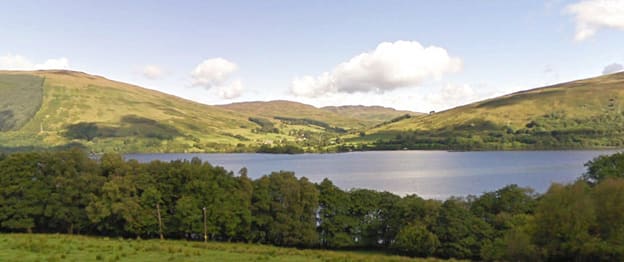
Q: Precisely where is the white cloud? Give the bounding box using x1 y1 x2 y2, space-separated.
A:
142 65 166 79
0 54 70 70
35 57 69 69
424 83 479 111
190 58 244 99
287 82 494 113
216 79 244 99
602 63 624 75
290 40 462 97
566 0 624 40
191 58 238 86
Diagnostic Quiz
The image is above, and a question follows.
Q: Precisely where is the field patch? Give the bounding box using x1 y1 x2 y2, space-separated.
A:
0 234 435 262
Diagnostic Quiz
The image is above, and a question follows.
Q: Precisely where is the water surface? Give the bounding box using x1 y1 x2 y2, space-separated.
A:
126 150 618 199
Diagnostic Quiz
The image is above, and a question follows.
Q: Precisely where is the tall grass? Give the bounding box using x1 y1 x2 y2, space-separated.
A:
0 234 454 262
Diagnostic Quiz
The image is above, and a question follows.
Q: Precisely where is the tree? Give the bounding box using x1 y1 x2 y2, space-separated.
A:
392 223 439 257
251 172 319 247
481 225 539 262
0 152 49 233
141 187 164 239
318 179 356 248
470 184 536 231
433 199 494 259
349 189 383 248
40 149 103 234
533 181 599 260
591 178 624 259
250 176 272 243
88 155 149 237
65 122 98 141
583 152 624 184
231 168 253 242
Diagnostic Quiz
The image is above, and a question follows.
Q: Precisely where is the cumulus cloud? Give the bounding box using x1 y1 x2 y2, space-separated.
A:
36 57 70 69
566 0 624 40
191 58 243 99
0 54 70 70
603 63 624 75
141 65 166 79
425 83 479 111
191 58 238 87
290 41 462 97
216 79 244 99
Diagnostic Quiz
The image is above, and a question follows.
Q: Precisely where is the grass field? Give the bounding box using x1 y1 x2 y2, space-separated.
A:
0 234 451 262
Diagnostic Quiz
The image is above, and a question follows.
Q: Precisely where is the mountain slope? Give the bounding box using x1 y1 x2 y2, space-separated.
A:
0 70 278 152
219 100 366 129
3 69 621 153
355 72 624 150
0 74 45 131
219 101 420 130
0 70 413 153
321 105 420 124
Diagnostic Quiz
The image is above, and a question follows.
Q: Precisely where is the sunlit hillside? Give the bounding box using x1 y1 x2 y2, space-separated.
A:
0 70 415 153
354 72 624 150
0 70 292 152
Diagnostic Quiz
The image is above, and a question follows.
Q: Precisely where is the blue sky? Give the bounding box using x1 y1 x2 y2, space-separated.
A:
1 0 623 112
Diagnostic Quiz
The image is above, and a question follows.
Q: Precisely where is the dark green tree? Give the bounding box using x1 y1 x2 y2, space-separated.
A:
40 149 103 234
0 152 49 233
392 223 439 257
318 178 356 248
433 199 494 259
583 152 624 184
533 182 599 260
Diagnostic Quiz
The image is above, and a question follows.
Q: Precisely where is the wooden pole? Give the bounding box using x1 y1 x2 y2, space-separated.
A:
156 203 164 240
202 207 207 243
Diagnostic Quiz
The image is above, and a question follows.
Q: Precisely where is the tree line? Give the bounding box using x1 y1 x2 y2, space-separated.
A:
1 149 624 260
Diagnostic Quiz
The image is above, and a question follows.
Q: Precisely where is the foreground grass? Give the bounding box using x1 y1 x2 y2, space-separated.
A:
0 234 450 262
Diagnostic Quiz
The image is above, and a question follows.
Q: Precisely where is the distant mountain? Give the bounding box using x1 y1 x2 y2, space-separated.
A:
3 70 622 153
355 72 624 150
321 105 421 124
0 70 412 153
0 70 263 152
219 101 419 128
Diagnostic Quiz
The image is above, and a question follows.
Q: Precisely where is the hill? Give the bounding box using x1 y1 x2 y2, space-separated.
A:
3 69 623 153
321 105 421 124
352 72 624 150
0 70 309 153
0 70 411 153
219 100 410 128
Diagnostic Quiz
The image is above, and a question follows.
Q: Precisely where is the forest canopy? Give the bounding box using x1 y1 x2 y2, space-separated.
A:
0 149 623 260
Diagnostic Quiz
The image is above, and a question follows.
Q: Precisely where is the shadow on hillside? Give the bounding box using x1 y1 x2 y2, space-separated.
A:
0 110 16 131
65 115 182 141
0 142 87 153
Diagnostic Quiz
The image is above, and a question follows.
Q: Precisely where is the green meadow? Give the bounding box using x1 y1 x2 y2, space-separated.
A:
0 234 445 262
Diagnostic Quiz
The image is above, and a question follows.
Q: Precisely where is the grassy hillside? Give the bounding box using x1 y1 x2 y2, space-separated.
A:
353 72 624 150
0 70 412 153
0 234 441 262
0 74 45 131
219 100 372 128
322 105 420 124
3 69 622 153
0 70 311 153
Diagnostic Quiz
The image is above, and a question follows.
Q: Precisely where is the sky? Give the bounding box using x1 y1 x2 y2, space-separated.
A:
0 0 623 112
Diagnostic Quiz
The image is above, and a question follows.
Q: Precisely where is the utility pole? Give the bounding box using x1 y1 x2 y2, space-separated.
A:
156 203 164 240
202 206 207 243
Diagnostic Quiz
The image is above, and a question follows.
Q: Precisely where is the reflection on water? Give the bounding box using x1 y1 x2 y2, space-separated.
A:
126 150 619 199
